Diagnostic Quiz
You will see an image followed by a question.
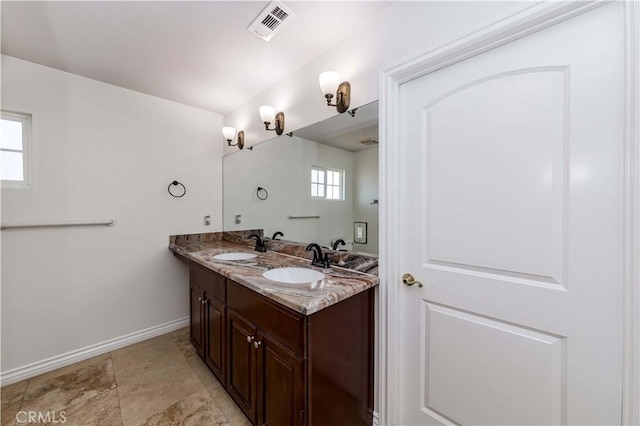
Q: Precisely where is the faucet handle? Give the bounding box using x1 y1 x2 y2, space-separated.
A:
322 253 331 269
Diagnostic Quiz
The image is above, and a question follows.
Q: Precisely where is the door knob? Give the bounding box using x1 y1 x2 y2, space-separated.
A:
402 273 423 288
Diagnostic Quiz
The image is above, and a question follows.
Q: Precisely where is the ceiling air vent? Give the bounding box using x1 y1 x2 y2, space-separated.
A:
248 1 295 42
360 138 379 147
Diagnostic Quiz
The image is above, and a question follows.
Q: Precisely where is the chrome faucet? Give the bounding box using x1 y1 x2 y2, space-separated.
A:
305 243 330 268
332 239 346 250
248 234 267 252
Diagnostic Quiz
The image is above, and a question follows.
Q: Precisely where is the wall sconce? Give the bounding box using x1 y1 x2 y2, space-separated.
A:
259 106 285 135
319 71 350 113
222 127 245 149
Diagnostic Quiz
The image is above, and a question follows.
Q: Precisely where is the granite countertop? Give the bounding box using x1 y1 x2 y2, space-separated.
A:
169 238 379 316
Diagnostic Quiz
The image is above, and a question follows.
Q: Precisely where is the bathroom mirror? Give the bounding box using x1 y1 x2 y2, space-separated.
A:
223 101 379 255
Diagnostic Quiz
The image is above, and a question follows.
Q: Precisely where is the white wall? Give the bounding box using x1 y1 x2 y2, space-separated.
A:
353 147 379 255
223 135 354 248
0 56 223 375
223 1 527 152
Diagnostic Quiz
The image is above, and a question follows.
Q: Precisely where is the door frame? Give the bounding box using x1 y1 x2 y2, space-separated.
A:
378 1 640 424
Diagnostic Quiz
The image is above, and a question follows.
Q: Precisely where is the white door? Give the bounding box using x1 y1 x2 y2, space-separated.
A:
396 4 624 425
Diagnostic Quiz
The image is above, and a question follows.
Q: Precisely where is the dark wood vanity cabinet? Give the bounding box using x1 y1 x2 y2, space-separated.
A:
258 331 305 426
184 259 373 426
205 296 226 383
189 283 205 358
227 308 259 421
227 305 306 426
226 278 306 426
189 263 227 385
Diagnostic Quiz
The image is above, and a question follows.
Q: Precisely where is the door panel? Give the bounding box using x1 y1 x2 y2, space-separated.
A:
227 308 257 422
258 333 305 426
190 283 204 358
397 4 623 424
205 295 226 385
421 302 564 425
426 69 566 283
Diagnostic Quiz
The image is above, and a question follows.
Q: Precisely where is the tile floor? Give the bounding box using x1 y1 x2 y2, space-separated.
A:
0 328 251 426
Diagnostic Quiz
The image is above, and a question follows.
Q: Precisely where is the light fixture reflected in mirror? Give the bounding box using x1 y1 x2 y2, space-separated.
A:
259 105 285 135
222 126 245 150
319 71 350 113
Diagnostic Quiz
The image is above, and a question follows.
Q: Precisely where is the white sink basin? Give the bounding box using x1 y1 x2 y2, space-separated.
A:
262 267 325 284
213 252 257 261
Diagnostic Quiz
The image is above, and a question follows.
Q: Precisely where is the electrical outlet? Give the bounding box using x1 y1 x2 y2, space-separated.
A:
204 215 211 226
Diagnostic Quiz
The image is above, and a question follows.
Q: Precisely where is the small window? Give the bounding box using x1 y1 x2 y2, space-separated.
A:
1 111 31 186
311 166 344 200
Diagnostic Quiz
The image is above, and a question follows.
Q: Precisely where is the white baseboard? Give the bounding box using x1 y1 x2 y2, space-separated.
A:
0 317 189 386
373 410 380 425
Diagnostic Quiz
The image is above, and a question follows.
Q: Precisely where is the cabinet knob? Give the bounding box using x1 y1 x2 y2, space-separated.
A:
247 335 254 343
198 296 202 301
201 299 207 305
253 340 262 349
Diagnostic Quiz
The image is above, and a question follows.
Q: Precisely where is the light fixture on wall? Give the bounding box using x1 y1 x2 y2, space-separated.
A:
319 71 350 113
222 127 245 150
259 106 285 135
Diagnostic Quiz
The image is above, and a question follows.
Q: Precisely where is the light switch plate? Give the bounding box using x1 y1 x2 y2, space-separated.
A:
354 222 367 244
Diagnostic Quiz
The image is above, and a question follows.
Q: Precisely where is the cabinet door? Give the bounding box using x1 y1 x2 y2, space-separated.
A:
227 308 258 422
205 295 226 385
189 283 205 358
257 332 305 426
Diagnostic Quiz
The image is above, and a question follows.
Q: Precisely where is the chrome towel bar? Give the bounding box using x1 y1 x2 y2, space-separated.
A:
287 215 320 220
1 219 116 230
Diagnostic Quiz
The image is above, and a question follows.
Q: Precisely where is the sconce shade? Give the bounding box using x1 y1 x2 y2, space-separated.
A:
222 126 236 141
319 71 340 96
259 106 276 124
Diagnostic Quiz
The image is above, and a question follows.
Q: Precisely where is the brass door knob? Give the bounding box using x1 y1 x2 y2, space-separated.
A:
402 273 423 288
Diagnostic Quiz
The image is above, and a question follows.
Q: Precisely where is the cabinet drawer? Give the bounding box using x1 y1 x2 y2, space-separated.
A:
190 264 226 302
228 280 306 356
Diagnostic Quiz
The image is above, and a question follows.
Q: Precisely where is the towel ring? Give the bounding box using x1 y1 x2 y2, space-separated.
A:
168 181 186 198
256 187 268 200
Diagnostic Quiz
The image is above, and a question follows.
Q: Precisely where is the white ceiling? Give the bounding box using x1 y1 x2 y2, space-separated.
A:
1 1 395 114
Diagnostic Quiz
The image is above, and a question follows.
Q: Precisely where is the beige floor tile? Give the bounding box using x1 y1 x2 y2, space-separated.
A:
1 330 255 426
186 356 218 388
28 353 111 387
135 390 229 426
52 388 122 426
1 406 18 426
172 332 196 359
211 391 250 425
111 335 173 357
206 380 227 400
116 361 205 425
21 358 116 414
169 327 189 339
112 337 184 378
1 380 27 426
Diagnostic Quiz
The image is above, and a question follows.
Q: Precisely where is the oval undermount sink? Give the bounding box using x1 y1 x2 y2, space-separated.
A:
262 267 325 284
213 252 257 261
